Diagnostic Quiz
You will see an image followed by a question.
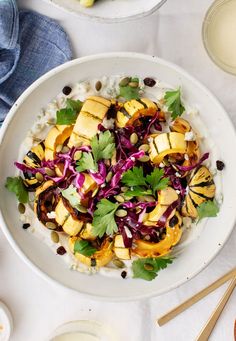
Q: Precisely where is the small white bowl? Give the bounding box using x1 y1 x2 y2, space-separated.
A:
0 53 236 300
42 0 167 23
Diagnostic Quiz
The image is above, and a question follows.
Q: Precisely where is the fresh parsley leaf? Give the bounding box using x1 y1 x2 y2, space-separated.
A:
91 130 115 162
146 168 169 195
56 108 78 125
119 78 141 100
119 86 140 100
74 240 96 257
76 131 115 173
121 167 147 187
76 152 98 172
164 88 185 120
197 200 219 221
92 199 119 238
132 257 174 281
121 167 169 198
66 98 83 112
61 185 81 208
56 99 82 125
125 187 152 197
5 176 29 203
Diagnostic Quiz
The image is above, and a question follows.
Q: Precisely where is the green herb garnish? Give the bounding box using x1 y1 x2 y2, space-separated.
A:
61 185 81 208
121 167 146 187
76 131 115 173
146 168 170 195
76 152 98 173
132 257 174 281
91 130 115 162
92 199 119 238
119 77 141 100
56 99 83 125
74 239 96 257
164 88 185 120
197 200 219 222
121 167 169 198
125 187 152 198
5 176 29 203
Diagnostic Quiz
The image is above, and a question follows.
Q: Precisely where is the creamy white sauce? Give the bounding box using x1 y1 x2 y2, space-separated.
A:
18 76 222 278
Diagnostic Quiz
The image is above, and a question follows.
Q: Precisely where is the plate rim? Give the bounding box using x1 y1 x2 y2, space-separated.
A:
0 52 236 301
41 0 167 23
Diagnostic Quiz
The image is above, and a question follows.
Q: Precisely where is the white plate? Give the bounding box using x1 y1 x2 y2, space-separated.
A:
42 0 167 23
0 53 236 300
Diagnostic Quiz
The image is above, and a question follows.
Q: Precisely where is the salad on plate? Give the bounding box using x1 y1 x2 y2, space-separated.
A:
5 75 222 281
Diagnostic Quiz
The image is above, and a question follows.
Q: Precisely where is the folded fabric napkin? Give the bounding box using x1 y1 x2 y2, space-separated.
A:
0 0 72 125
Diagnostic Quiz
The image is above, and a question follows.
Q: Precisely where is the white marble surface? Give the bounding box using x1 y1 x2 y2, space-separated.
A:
0 0 235 340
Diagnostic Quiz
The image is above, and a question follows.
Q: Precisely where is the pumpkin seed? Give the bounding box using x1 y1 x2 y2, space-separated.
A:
33 137 42 143
47 120 55 125
95 80 102 91
73 150 82 161
51 231 59 243
145 195 155 202
56 144 63 153
36 172 44 182
113 258 125 269
114 195 125 203
45 221 57 230
137 195 155 202
130 132 138 145
121 186 128 192
115 209 127 217
45 168 56 177
129 81 139 88
77 205 88 213
18 203 25 214
61 146 70 154
139 144 150 152
105 171 113 183
144 263 154 271
119 77 131 87
139 155 150 162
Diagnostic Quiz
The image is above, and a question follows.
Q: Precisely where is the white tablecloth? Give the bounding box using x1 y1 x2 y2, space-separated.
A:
1 0 236 340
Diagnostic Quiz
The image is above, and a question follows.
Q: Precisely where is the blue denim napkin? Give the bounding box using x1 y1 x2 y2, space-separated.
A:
0 0 72 125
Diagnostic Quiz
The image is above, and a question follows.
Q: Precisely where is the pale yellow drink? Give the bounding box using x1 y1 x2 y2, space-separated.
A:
203 0 236 74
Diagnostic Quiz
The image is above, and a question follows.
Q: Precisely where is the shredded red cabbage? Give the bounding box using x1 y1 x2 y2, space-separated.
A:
15 162 46 175
110 150 145 188
156 199 179 227
89 161 107 185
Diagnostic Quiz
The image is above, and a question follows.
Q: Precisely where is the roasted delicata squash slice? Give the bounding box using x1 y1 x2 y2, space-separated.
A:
69 237 114 267
23 142 45 190
170 118 201 169
45 125 73 160
55 198 70 226
81 174 98 196
144 187 178 226
133 212 182 257
182 166 216 218
62 215 84 236
68 96 111 147
34 180 60 227
115 98 162 128
114 234 131 260
80 223 96 241
54 197 84 236
149 132 187 165
170 118 191 134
